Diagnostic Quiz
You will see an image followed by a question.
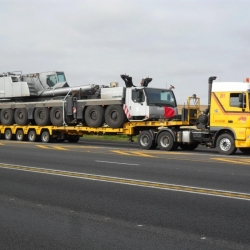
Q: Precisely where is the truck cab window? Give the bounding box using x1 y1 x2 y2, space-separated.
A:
230 93 241 107
132 89 145 103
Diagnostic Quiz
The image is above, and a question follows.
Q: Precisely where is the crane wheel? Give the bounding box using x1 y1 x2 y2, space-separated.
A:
14 108 29 125
50 107 64 126
84 106 105 128
34 107 51 126
105 105 127 128
1 108 15 125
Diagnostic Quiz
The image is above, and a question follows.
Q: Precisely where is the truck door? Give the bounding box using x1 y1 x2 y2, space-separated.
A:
125 88 147 120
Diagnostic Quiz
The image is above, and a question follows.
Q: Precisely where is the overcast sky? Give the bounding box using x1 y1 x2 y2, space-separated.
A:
0 0 249 104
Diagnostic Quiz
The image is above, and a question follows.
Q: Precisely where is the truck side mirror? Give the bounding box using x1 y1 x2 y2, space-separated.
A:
239 93 246 108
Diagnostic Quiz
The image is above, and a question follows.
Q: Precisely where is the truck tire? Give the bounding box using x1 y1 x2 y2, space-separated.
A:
14 108 29 125
4 129 13 140
1 108 15 125
105 105 127 128
157 131 178 151
28 130 39 142
68 135 80 143
216 133 236 155
34 107 51 126
41 130 52 143
50 107 64 126
16 129 26 141
138 131 157 149
85 106 105 128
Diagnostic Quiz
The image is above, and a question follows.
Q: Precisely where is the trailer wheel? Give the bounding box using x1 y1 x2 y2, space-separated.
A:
217 133 236 155
138 131 157 150
34 107 51 126
4 129 13 140
105 105 127 128
1 108 15 125
85 106 105 127
41 130 52 143
179 143 198 151
239 148 250 154
50 107 64 126
16 129 26 141
28 130 39 142
14 108 29 125
157 131 178 151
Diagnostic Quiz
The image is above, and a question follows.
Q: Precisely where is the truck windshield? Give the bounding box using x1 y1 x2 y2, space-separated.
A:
57 72 66 82
144 88 177 107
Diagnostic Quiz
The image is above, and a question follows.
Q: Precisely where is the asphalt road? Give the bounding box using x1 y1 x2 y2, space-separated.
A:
0 139 250 250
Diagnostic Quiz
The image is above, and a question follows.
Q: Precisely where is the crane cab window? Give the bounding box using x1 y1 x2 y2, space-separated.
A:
46 74 57 87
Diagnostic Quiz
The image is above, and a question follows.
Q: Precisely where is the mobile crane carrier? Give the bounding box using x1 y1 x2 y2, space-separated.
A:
0 71 250 155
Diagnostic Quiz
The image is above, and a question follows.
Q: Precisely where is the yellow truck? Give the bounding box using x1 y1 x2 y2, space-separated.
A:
0 76 250 155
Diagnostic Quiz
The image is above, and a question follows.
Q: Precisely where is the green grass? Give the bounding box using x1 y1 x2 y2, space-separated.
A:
82 134 137 142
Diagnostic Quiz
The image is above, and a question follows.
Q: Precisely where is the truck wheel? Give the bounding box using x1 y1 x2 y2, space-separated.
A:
28 130 39 142
16 129 26 141
85 106 105 127
50 107 63 126
217 133 236 155
41 130 52 143
14 108 29 125
157 131 178 151
34 107 51 126
4 129 13 140
138 131 157 150
239 148 250 154
1 108 15 125
105 105 127 128
179 143 198 151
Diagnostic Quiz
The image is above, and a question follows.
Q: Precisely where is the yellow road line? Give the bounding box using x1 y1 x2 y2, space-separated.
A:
0 163 249 201
36 145 50 149
133 152 156 158
52 146 68 151
211 158 250 165
111 150 132 156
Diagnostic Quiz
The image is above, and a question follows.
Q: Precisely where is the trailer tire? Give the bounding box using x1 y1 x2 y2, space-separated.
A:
50 107 64 126
34 107 51 126
138 131 157 150
157 131 178 151
85 106 105 128
68 135 80 143
14 108 29 125
4 129 13 140
41 130 52 143
105 105 127 128
1 108 15 125
16 129 26 141
179 143 199 151
217 133 236 155
28 130 39 142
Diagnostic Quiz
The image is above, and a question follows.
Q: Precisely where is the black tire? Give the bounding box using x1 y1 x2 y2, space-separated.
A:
16 129 26 141
28 130 38 142
41 130 52 143
34 107 50 126
68 135 80 143
0 110 2 124
4 129 13 140
239 148 250 154
84 106 105 128
216 133 236 155
14 108 29 125
50 107 64 126
1 108 15 125
105 105 127 128
138 131 157 150
157 131 178 151
179 143 199 151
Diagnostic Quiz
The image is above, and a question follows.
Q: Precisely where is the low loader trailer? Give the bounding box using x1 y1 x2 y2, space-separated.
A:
1 75 250 156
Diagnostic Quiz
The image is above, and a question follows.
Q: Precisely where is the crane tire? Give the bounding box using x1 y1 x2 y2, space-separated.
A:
50 107 64 126
14 108 29 125
84 106 105 128
34 107 51 126
105 105 127 128
1 108 15 125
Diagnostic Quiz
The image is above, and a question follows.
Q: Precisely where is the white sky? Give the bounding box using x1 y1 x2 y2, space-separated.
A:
0 0 249 104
